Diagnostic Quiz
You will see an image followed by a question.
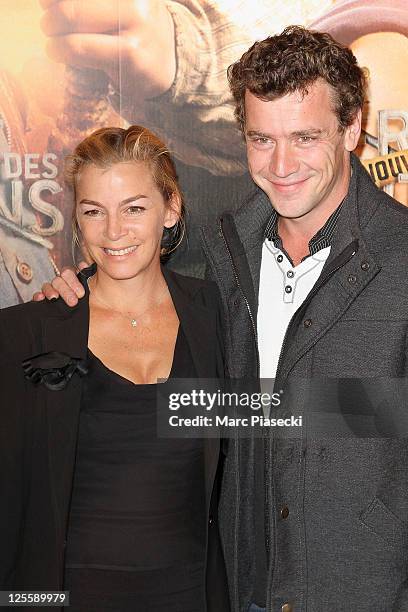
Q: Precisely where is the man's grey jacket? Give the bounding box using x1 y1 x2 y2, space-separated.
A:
202 155 408 612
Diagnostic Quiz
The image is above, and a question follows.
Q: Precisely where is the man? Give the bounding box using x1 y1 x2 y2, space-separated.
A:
36 27 408 611
200 26 408 612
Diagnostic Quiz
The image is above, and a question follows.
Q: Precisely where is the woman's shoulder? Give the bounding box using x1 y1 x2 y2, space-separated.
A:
0 297 65 326
0 301 45 363
0 299 44 327
0 297 78 361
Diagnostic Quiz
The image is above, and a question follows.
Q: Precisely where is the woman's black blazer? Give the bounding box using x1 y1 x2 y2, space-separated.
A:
0 265 230 612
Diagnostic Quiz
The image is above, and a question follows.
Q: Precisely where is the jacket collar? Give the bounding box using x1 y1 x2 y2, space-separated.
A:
216 189 271 316
323 153 380 262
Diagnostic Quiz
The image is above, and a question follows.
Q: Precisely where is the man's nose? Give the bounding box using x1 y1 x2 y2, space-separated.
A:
269 142 298 177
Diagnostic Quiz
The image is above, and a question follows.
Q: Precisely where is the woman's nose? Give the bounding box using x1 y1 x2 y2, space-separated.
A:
104 215 127 241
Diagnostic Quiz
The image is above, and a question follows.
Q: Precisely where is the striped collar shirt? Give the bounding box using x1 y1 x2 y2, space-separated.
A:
264 202 344 265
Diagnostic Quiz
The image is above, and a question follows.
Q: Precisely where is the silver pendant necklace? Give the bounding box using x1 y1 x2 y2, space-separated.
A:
88 279 167 327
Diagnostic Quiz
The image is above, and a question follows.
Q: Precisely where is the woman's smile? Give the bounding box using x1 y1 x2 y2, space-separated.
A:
103 245 139 257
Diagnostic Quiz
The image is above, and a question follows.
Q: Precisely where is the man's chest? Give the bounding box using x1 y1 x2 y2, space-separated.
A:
257 241 331 378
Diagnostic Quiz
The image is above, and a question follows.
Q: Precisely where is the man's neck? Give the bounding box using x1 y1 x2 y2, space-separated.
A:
277 201 341 267
278 224 310 267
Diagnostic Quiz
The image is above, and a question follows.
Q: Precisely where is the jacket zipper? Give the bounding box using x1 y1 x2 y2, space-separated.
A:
218 217 259 611
218 218 260 376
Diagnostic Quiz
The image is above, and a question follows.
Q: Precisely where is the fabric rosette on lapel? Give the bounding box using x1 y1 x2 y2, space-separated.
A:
22 352 88 391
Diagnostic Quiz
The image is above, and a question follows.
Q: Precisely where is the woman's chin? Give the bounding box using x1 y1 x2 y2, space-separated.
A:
95 258 162 282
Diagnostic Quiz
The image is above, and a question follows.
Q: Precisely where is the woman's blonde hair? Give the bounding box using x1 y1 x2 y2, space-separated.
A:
65 125 185 261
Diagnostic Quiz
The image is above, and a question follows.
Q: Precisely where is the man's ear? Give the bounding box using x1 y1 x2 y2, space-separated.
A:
345 109 362 152
164 193 182 228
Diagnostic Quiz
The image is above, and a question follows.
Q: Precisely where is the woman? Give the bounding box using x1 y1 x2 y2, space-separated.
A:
0 126 229 611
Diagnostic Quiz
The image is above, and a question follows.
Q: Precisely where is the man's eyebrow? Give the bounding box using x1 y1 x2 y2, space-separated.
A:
291 128 324 137
78 194 148 206
245 128 324 139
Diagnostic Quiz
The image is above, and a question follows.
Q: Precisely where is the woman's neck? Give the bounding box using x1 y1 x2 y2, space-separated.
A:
88 262 168 314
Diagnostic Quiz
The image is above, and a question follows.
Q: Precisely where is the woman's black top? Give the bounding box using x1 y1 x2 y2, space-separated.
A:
64 326 207 611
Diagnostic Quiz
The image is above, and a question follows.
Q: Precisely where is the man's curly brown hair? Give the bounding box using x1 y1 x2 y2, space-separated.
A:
228 25 367 132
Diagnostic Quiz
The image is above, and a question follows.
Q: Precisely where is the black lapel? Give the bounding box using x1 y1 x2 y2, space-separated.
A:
162 266 217 379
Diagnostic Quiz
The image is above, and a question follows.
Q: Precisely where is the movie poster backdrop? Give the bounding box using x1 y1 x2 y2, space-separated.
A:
0 0 406 306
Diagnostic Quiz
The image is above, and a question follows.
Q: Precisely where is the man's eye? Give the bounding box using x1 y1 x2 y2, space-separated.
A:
249 136 271 146
298 136 315 144
127 206 144 214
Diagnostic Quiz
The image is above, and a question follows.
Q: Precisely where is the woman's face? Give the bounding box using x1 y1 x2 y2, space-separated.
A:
75 161 179 280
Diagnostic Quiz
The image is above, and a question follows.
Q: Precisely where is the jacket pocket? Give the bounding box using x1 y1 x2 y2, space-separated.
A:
359 497 408 547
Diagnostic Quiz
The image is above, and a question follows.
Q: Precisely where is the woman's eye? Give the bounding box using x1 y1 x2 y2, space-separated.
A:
83 209 103 217
127 206 144 214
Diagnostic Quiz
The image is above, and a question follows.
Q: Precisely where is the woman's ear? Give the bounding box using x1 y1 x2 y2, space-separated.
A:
164 192 182 228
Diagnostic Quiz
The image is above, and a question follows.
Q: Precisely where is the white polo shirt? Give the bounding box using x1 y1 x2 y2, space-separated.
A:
257 240 331 379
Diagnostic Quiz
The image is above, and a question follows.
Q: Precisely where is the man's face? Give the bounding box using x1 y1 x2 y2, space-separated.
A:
244 80 361 228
